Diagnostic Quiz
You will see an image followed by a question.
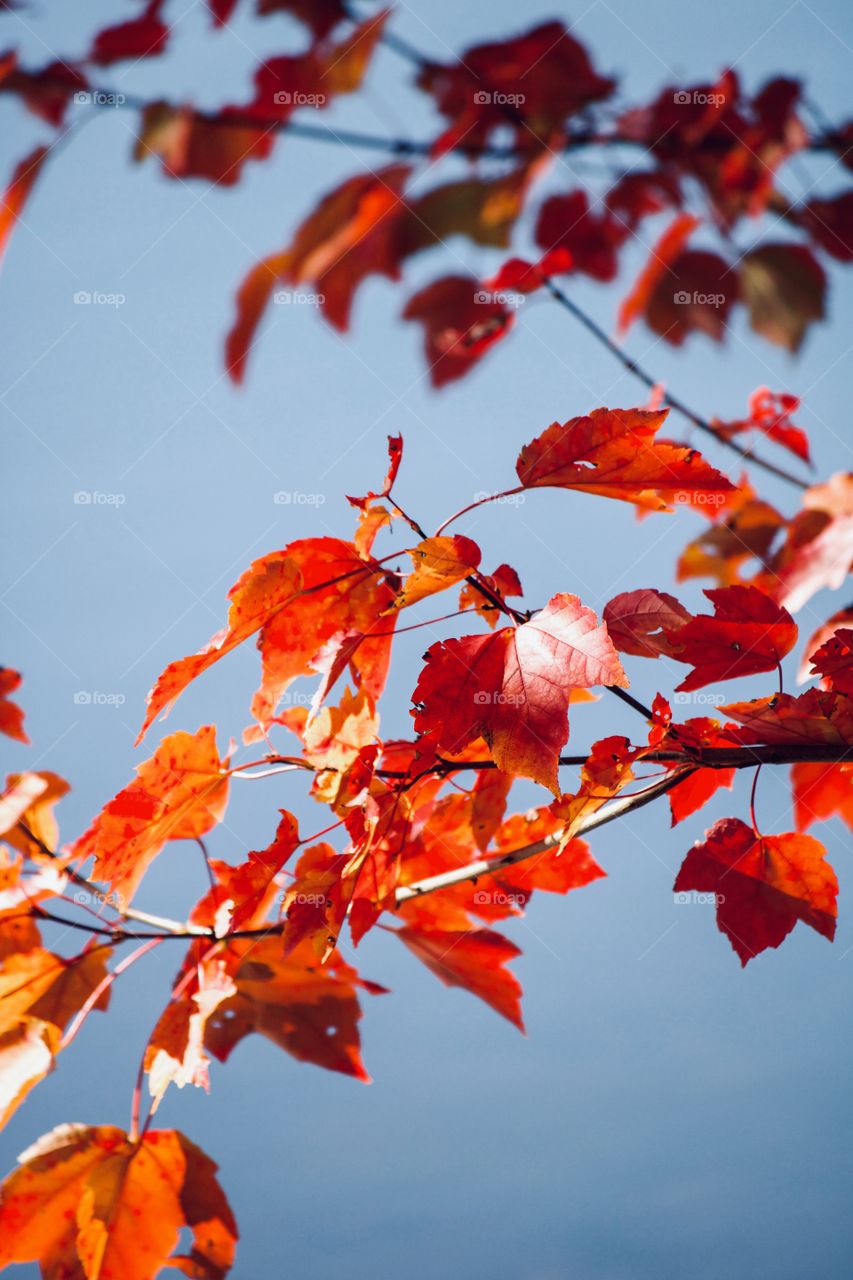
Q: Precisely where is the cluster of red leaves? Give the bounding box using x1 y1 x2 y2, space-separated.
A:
4 15 851 387
1 405 852 1273
2 6 853 1272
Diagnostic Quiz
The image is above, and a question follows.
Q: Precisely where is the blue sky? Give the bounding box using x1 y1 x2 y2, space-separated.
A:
2 1 853 1277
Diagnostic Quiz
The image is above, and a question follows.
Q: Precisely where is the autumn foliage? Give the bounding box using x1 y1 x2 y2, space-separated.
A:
1 4 853 1277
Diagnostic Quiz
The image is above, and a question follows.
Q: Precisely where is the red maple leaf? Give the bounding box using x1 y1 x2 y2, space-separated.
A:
516 407 734 512
412 593 627 793
667 585 797 691
674 817 837 964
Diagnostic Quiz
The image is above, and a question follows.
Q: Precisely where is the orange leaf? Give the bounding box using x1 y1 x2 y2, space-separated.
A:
2 770 69 860
248 538 398 736
191 809 300 935
225 164 410 380
138 552 301 742
470 768 514 852
144 952 237 1107
0 146 47 274
674 817 837 964
0 948 110 1127
72 726 230 904
516 407 734 512
223 250 290 384
0 1020 59 1129
0 1124 237 1280
792 760 853 832
459 563 523 629
616 212 699 333
393 535 481 610
552 735 639 839
135 102 275 186
721 689 853 747
203 936 384 1081
395 923 524 1029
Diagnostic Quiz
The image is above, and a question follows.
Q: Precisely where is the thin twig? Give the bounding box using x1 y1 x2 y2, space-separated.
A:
395 767 693 902
23 739 853 945
542 278 810 491
0 82 840 167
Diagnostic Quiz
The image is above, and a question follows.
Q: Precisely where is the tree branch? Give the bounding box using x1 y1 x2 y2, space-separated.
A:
542 278 810 492
22 740 852 945
0 82 841 166
395 767 693 903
